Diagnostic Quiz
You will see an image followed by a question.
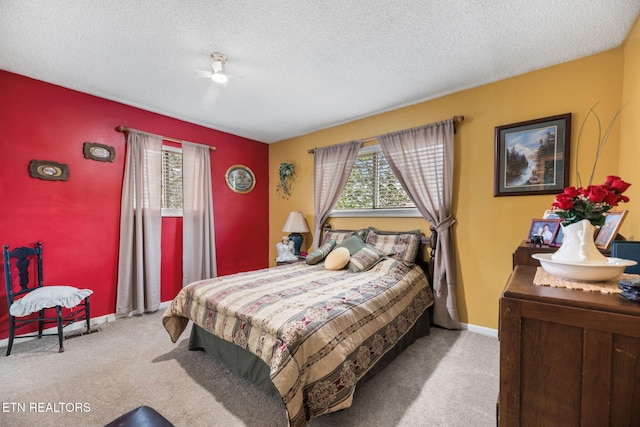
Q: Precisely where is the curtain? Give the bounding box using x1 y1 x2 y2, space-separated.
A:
116 130 163 315
312 140 362 249
182 142 217 286
378 119 459 329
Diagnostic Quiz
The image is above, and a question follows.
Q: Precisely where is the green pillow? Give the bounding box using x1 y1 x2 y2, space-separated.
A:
335 234 366 255
306 239 336 265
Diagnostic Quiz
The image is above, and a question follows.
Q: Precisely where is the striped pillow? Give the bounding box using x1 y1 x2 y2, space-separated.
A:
348 244 386 272
321 229 367 246
365 227 421 264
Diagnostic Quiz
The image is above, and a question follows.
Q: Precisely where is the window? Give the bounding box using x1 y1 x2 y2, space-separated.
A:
162 146 183 216
333 145 419 217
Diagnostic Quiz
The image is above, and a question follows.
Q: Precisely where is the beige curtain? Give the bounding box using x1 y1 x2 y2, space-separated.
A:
378 119 459 329
182 142 217 286
312 140 362 249
116 130 163 315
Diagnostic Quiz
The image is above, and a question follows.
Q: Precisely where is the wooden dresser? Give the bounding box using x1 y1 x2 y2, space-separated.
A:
498 266 640 426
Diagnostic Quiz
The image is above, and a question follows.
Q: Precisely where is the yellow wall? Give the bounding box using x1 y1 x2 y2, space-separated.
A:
269 30 636 330
620 15 640 238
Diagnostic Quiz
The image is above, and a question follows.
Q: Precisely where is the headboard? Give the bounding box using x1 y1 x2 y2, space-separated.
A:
321 224 438 289
417 225 437 290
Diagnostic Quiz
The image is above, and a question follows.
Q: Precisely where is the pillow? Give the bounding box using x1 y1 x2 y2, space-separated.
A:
305 239 336 265
321 229 367 246
324 247 351 270
9 286 93 317
348 244 386 272
335 234 366 255
365 227 421 264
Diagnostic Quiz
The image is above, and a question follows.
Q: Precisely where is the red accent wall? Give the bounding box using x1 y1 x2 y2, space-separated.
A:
0 71 269 340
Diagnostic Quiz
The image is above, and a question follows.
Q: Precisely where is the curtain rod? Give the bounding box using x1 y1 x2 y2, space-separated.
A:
307 115 464 154
115 125 216 151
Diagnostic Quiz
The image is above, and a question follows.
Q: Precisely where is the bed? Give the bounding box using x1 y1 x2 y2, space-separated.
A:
163 227 435 427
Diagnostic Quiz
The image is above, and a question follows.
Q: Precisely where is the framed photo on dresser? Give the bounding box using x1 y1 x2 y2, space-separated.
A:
594 210 627 250
526 218 561 245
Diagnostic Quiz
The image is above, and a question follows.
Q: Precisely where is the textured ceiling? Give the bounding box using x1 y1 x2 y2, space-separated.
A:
1 1 640 143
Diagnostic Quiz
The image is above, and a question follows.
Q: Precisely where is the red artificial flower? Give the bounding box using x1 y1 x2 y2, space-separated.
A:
604 175 631 194
552 193 574 210
578 187 590 197
562 186 579 198
604 191 620 206
587 185 608 203
552 175 630 226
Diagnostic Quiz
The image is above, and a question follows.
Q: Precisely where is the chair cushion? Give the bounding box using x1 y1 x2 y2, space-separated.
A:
9 286 93 317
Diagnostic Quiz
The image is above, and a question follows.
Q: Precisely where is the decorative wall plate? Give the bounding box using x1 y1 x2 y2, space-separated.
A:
29 160 69 181
225 165 255 194
83 142 115 162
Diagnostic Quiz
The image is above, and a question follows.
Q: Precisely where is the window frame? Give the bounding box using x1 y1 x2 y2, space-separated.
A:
331 145 421 218
161 145 183 217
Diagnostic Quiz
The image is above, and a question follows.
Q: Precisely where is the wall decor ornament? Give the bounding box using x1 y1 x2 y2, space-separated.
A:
28 160 69 181
225 164 255 194
276 162 295 198
83 142 115 162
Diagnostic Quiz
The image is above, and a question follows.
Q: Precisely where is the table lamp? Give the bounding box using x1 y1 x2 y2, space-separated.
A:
282 211 310 256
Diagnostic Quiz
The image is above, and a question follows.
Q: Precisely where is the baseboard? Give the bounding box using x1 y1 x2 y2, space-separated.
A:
1 306 499 348
0 312 117 348
460 322 498 338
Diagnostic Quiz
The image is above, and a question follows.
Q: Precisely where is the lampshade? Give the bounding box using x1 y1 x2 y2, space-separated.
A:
282 211 310 233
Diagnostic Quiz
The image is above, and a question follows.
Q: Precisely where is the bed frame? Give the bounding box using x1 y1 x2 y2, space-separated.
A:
187 227 438 401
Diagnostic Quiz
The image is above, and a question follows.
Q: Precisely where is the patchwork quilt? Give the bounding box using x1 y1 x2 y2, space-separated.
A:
163 259 433 427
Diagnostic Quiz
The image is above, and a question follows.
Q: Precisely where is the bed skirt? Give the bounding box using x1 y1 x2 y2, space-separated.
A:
188 309 431 401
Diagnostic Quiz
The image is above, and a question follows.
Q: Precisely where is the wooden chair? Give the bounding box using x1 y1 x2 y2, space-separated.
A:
3 242 93 356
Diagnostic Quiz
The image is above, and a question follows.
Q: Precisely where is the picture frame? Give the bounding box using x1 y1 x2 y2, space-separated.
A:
527 218 561 245
549 225 565 247
594 210 628 250
542 210 564 247
83 142 115 162
28 160 69 181
494 113 571 197
225 164 255 194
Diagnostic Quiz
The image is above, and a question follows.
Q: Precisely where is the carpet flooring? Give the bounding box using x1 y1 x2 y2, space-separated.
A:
0 311 499 427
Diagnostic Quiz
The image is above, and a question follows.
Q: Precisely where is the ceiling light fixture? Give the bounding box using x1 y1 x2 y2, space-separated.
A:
210 52 229 83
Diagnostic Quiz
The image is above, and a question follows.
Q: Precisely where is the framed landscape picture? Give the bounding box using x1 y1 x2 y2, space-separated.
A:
494 113 571 197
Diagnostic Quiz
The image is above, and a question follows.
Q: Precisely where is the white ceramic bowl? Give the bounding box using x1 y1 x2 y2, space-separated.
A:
532 253 637 282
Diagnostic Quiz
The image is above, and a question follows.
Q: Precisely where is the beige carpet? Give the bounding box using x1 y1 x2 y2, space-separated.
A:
0 311 499 427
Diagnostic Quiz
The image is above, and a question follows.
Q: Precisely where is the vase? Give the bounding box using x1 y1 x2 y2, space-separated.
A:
551 219 607 264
